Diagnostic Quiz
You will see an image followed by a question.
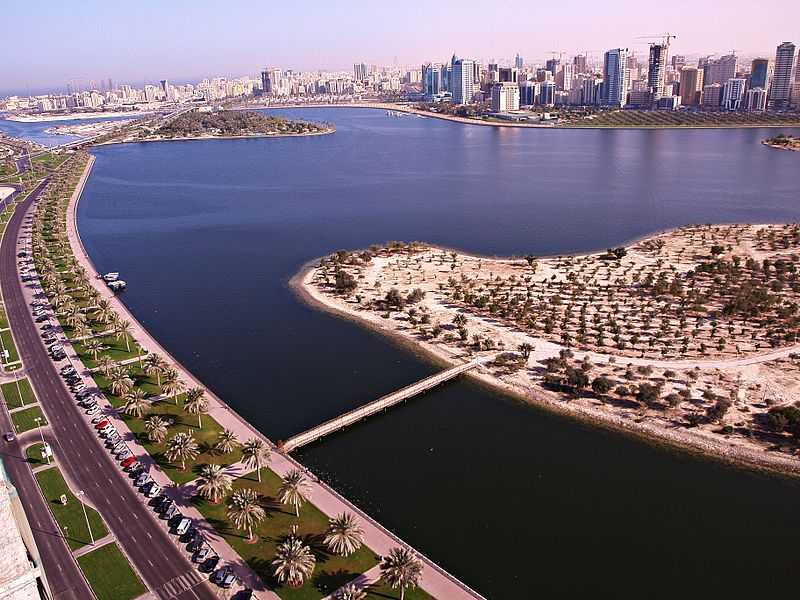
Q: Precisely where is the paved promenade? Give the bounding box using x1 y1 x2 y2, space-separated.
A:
66 157 485 599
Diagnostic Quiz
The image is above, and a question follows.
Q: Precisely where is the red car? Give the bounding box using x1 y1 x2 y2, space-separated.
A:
94 420 109 430
120 456 136 469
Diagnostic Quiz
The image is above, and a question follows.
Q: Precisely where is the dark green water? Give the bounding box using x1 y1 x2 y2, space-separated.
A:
69 109 800 598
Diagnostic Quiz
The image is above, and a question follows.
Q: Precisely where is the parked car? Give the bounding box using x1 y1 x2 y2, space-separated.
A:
211 566 233 587
86 405 100 416
120 456 136 469
3 432 15 443
163 505 178 520
157 498 174 514
94 420 109 430
146 484 161 499
192 545 210 563
135 473 151 487
200 555 220 573
175 518 192 536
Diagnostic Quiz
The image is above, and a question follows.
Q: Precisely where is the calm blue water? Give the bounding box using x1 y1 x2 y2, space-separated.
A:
59 109 800 598
0 114 133 147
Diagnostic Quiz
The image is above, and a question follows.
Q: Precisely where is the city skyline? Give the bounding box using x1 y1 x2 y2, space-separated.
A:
4 0 800 95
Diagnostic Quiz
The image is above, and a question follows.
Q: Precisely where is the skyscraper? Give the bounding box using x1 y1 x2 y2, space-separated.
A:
704 55 737 85
679 67 702 106
647 43 669 101
515 54 524 69
422 64 441 97
602 48 628 107
354 63 368 82
573 54 587 74
491 82 520 112
750 58 770 90
451 58 477 104
545 58 560 77
770 42 796 108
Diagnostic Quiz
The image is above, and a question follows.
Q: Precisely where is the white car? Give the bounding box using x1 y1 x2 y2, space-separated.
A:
86 405 100 416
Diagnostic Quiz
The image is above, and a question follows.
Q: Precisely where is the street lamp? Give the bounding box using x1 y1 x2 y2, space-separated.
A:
33 416 49 464
75 491 94 546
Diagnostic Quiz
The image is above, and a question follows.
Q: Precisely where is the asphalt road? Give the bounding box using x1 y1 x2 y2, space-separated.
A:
0 176 218 599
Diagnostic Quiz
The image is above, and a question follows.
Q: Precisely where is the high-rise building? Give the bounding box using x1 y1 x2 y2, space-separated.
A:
491 82 520 112
580 76 602 105
647 43 669 100
722 78 747 110
545 58 560 77
422 64 441 97
704 54 738 85
573 54 587 74
539 80 556 106
519 80 540 105
451 58 477 104
702 83 723 107
750 58 771 90
556 63 574 91
498 67 519 83
515 53 524 69
671 55 686 70
770 42 796 108
746 87 768 111
354 63 368 82
602 48 628 107
679 67 703 106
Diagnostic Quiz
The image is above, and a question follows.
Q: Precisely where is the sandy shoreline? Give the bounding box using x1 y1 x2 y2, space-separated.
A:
3 111 151 123
96 127 335 146
292 246 800 480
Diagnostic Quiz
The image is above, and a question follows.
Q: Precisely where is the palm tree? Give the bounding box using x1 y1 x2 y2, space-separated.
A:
108 367 134 396
143 353 168 387
94 299 114 324
123 388 149 418
114 319 133 353
196 464 232 504
144 415 169 443
227 488 265 542
165 432 199 471
214 429 239 455
272 533 316 588
83 337 106 361
278 469 310 517
72 322 91 340
241 438 270 482
333 584 366 600
324 513 364 557
160 368 184 404
184 387 208 429
97 355 115 377
380 548 423 600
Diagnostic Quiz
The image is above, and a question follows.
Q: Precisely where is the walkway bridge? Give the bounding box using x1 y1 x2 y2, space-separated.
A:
281 358 486 452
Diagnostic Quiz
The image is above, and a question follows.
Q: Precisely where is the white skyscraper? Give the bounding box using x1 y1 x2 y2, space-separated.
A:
490 82 520 112
722 78 747 110
602 48 628 107
452 58 477 104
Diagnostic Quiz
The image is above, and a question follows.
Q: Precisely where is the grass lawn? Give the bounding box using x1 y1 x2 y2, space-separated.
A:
195 469 378 599
11 405 47 433
77 543 146 600
1 378 36 409
119 395 242 485
26 442 50 466
73 334 143 369
92 367 164 408
0 306 8 329
0 329 19 364
35 467 107 550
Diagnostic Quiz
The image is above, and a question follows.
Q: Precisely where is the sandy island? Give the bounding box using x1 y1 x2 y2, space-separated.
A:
297 226 800 477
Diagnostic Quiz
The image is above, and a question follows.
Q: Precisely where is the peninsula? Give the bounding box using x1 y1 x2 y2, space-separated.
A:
126 108 333 143
300 226 800 476
763 134 800 151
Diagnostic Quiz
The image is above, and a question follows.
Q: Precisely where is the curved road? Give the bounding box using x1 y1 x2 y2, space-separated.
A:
0 175 217 599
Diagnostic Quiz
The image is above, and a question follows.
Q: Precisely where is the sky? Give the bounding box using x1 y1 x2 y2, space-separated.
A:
3 0 799 95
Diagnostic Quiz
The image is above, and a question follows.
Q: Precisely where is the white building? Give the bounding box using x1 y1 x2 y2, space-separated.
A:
602 48 628 107
745 87 768 111
722 78 747 110
491 82 520 112
451 58 477 104
770 42 796 108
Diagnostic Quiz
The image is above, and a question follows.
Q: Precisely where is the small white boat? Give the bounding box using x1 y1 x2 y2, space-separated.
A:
108 280 126 292
103 272 119 282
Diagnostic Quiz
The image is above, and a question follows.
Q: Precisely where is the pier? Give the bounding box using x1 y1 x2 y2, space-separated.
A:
282 358 485 452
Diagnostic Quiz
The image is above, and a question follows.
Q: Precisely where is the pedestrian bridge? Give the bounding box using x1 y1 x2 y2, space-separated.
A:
281 358 485 452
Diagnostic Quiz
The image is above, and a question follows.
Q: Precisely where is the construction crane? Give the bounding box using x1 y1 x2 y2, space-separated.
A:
636 33 677 49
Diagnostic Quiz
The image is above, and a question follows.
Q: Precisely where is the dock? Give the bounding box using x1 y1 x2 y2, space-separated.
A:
281 358 484 452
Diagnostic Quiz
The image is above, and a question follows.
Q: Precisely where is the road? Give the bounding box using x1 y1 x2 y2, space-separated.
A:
0 175 218 599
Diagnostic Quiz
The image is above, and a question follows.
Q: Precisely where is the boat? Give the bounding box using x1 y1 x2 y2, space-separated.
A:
103 272 119 282
107 280 126 292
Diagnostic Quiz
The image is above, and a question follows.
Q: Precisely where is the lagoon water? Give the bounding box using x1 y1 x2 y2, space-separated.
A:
14 109 800 597
0 114 133 147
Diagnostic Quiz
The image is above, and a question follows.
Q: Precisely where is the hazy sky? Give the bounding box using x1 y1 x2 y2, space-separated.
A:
4 0 799 94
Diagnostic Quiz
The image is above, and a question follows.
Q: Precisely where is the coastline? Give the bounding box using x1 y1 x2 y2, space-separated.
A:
762 140 800 152
3 111 152 123
68 155 485 600
95 127 335 146
291 247 800 480
250 102 800 131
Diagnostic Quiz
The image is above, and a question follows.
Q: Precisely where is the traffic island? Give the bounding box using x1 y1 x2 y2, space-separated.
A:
77 542 147 600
